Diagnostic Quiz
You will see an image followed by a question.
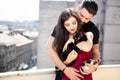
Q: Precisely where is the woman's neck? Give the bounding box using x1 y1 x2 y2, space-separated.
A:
69 33 75 38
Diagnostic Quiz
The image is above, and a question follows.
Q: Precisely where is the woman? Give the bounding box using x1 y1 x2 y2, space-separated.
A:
46 8 97 80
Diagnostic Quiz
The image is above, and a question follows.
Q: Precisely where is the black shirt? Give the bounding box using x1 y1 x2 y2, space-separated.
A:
51 21 99 44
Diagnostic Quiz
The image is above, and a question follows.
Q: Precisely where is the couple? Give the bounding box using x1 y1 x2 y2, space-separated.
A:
46 0 101 80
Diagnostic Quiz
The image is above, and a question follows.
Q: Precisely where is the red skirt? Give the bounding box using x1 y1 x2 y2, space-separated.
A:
62 51 93 80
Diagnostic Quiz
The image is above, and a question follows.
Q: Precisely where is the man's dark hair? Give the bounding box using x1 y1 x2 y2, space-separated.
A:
81 0 98 15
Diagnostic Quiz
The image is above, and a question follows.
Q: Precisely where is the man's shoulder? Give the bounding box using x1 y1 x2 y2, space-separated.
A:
87 21 97 27
83 21 99 33
87 21 98 30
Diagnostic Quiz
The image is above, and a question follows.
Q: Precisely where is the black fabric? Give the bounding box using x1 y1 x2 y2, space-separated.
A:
60 42 80 61
53 30 87 62
55 70 62 80
73 32 87 44
51 21 99 79
73 43 81 53
51 26 56 37
81 21 99 44
60 42 74 61
51 21 99 44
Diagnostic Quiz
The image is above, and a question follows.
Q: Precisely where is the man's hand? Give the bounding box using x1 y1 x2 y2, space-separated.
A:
64 67 84 80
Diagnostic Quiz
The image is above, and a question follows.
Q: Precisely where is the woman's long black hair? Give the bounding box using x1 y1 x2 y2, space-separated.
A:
54 8 81 55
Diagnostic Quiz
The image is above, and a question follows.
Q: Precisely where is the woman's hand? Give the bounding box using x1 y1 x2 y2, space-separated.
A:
63 50 78 65
64 67 84 80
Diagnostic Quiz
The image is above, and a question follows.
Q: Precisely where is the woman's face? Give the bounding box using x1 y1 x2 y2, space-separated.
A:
64 16 78 35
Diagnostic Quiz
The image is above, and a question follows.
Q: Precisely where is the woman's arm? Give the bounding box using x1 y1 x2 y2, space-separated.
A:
45 36 84 79
63 32 94 65
76 32 93 52
63 32 93 53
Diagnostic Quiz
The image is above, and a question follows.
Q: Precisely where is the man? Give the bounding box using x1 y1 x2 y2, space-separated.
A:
46 0 101 80
76 0 101 62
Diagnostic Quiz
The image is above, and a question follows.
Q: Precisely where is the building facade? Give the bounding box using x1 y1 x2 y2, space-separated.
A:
0 33 34 72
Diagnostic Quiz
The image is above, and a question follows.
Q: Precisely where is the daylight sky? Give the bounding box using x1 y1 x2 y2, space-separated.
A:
0 0 39 21
42 0 75 1
0 0 76 21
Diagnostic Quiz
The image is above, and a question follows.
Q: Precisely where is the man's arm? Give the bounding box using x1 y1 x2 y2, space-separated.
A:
45 36 84 80
85 44 101 73
46 36 66 70
92 44 101 64
78 44 101 75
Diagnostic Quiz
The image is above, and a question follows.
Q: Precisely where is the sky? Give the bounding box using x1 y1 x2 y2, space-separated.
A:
0 0 39 21
43 0 75 1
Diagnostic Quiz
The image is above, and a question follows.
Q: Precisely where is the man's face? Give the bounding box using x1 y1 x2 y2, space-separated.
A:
78 8 93 25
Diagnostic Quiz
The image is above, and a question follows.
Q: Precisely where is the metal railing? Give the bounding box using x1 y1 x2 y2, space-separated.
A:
0 65 120 80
